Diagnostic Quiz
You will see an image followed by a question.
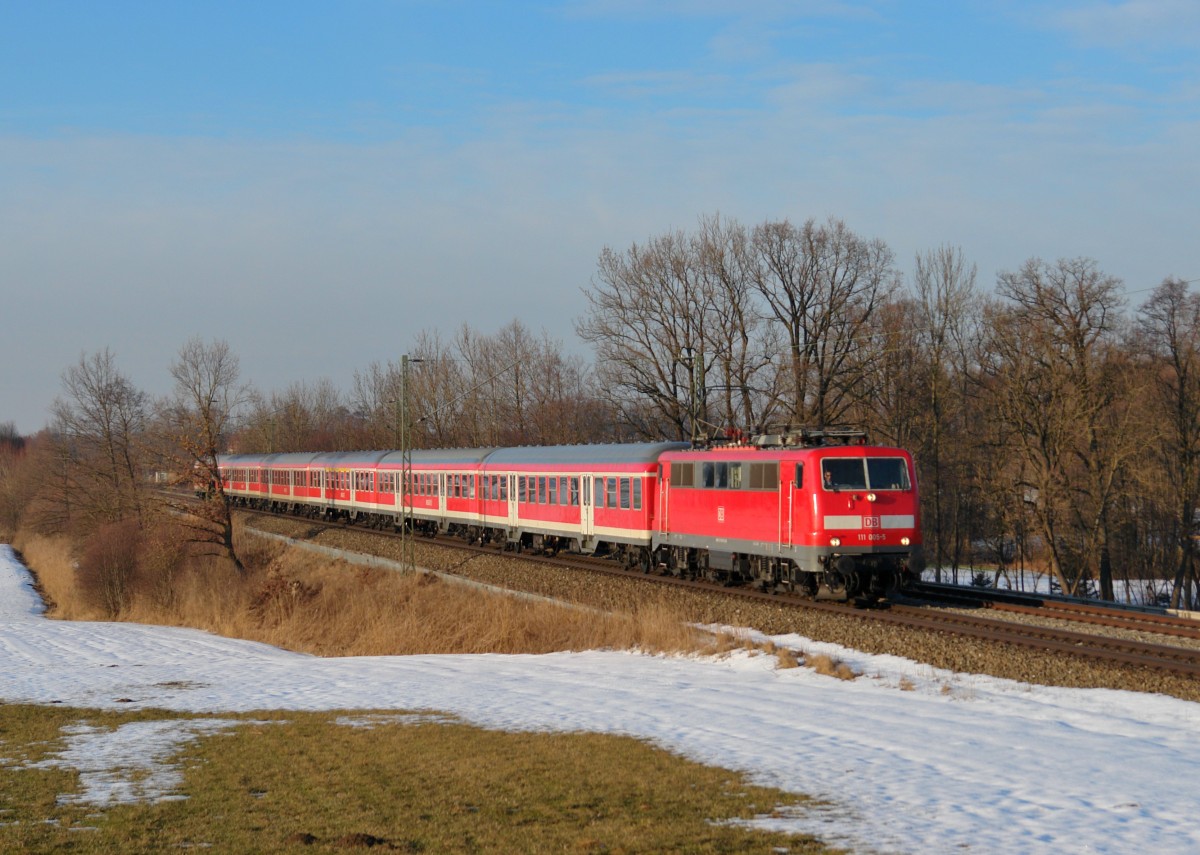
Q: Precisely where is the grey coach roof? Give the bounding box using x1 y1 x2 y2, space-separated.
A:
221 443 692 470
482 442 690 466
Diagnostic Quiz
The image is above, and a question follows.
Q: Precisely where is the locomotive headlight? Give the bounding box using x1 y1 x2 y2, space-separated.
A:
830 537 841 547
900 537 911 546
866 492 877 502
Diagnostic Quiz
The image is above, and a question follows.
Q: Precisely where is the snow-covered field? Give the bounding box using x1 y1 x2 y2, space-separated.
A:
3 544 1199 854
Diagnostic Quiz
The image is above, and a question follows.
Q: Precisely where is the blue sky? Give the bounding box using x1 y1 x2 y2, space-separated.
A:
3 1 1198 433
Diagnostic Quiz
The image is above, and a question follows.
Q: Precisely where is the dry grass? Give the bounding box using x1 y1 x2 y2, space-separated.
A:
15 525 716 659
228 548 714 657
0 704 831 854
776 647 802 669
807 653 858 681
11 532 100 621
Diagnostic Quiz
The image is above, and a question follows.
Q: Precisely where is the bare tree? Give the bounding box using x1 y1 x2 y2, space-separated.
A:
912 247 979 581
47 349 147 530
578 216 796 441
694 215 785 433
240 378 345 452
985 258 1132 598
749 217 900 428
162 337 250 572
1137 277 1200 608
577 228 714 440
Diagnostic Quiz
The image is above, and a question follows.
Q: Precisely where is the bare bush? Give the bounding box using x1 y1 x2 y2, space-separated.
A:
76 519 142 618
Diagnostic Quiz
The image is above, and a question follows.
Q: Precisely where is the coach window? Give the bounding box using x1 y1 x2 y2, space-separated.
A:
606 477 618 508
619 478 630 510
701 462 715 488
518 476 527 503
549 477 558 505
569 477 579 506
538 477 547 504
594 478 604 508
633 478 642 510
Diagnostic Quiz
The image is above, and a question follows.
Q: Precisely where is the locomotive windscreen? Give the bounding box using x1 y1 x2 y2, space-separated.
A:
821 457 910 491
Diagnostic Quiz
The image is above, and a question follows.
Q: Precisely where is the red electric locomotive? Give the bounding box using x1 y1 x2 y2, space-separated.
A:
655 428 923 599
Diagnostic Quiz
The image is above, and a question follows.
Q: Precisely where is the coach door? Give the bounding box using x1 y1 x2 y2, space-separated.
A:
507 474 518 528
581 475 595 540
786 461 805 548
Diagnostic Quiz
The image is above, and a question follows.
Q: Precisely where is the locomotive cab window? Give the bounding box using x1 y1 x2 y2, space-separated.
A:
821 457 911 491
821 459 866 490
867 457 911 490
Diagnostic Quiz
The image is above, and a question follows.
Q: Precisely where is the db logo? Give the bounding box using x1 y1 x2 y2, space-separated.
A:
864 516 881 528
717 507 725 523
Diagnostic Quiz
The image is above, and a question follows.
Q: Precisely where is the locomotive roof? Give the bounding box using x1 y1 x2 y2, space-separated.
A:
483 441 690 466
660 443 909 458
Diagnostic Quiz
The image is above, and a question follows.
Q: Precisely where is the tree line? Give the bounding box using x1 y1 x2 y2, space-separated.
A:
1 214 1197 608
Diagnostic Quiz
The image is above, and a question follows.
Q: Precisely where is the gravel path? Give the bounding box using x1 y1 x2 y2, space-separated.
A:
242 514 1200 702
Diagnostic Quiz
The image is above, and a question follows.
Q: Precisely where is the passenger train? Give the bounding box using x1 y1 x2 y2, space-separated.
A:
217 428 923 601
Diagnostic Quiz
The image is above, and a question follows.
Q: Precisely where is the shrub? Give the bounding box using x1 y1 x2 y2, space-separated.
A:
131 520 190 613
76 518 142 617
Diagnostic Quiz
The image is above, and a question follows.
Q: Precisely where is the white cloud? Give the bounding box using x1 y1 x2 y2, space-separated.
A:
1048 0 1200 49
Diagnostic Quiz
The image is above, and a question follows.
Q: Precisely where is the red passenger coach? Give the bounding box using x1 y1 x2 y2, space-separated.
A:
481 442 688 557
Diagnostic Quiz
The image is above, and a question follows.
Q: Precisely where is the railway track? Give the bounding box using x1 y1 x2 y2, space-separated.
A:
911 581 1200 641
238 508 1200 682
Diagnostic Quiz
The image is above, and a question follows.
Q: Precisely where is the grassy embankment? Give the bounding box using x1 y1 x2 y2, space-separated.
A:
14 520 716 656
